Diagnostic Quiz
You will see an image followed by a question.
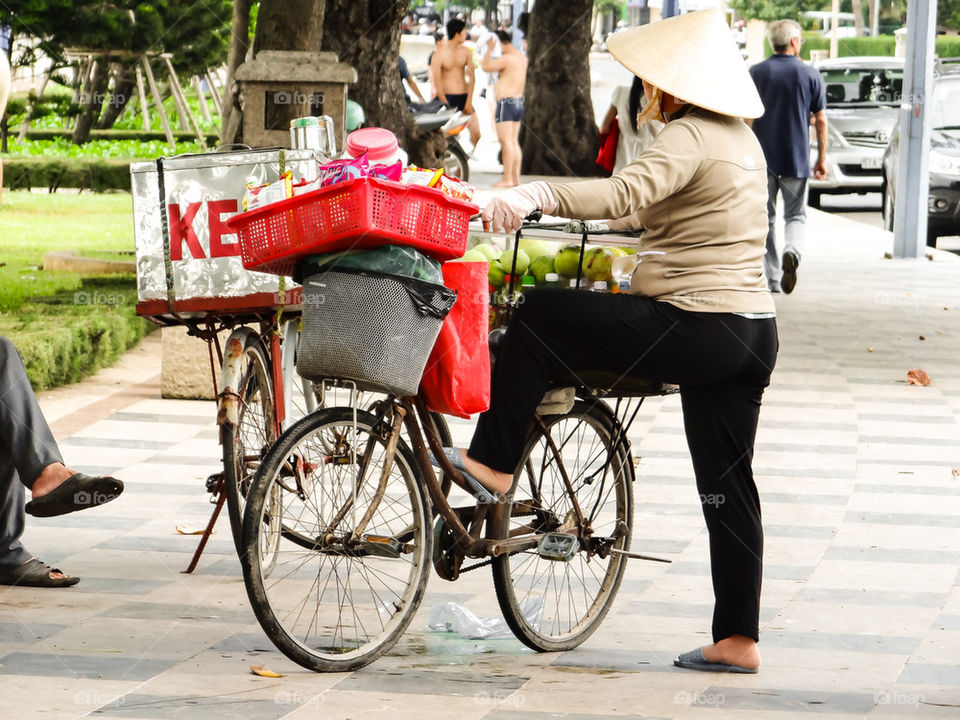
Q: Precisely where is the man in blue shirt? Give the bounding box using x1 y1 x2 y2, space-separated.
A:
749 19 827 294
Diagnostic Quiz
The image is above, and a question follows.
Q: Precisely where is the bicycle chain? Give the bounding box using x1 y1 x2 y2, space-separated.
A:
458 557 494 573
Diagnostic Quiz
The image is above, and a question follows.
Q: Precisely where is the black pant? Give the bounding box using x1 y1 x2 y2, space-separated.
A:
469 289 778 643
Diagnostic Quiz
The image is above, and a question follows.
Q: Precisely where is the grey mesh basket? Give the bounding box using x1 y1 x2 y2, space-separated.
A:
297 270 456 396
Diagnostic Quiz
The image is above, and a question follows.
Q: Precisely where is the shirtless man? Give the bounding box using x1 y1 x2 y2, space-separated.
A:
430 18 480 149
482 30 527 187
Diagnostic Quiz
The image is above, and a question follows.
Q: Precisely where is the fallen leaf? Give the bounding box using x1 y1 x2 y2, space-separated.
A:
951 468 959 479
883 252 893 259
919 336 926 341
176 526 209 535
905 368 932 386
250 665 285 678
867 347 874 352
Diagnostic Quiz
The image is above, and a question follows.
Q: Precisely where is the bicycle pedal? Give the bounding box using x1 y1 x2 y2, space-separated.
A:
536 532 579 562
205 473 223 494
359 534 401 558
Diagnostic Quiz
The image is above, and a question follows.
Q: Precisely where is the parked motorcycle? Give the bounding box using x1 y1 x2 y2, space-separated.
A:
409 99 471 181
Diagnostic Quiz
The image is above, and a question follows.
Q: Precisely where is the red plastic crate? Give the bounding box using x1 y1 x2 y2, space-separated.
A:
225 176 478 276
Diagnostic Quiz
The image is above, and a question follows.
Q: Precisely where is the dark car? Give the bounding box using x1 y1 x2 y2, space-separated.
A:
882 62 960 247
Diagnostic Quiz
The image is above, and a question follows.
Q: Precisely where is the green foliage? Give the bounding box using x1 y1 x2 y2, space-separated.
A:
4 137 203 158
936 35 960 59
939 0 960 32
797 33 896 59
730 0 804 23
0 0 230 75
2 156 135 192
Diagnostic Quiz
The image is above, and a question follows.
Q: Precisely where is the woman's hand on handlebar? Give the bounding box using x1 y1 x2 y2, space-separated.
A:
481 182 559 233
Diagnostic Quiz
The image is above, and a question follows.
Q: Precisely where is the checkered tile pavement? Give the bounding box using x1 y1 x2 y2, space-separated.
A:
2 208 959 719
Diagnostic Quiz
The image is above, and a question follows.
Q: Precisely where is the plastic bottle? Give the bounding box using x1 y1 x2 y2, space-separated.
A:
544 272 561 289
611 254 639 294
520 276 536 293
591 280 607 293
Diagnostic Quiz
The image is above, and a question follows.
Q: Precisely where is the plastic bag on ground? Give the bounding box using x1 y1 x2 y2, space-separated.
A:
426 599 543 640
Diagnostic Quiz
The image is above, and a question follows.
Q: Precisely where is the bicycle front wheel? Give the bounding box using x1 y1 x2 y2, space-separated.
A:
491 400 634 652
241 407 432 672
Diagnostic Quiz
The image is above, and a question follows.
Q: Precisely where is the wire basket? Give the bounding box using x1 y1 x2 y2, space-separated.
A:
226 177 477 277
297 270 457 397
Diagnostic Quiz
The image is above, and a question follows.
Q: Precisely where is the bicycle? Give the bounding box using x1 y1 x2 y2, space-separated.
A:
237 220 677 672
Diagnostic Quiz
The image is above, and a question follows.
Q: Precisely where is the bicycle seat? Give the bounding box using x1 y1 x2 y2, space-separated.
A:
549 370 677 398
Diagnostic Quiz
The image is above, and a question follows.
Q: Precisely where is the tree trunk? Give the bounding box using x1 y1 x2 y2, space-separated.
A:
1 34 14 153
72 58 108 145
322 0 443 167
220 0 253 144
852 0 864 37
97 70 135 129
868 0 879 37
253 0 325 53
486 0 498 28
521 0 600 176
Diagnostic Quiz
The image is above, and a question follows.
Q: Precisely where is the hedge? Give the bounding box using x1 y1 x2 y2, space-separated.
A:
2 156 133 192
22 128 219 143
6 276 153 391
790 33 960 60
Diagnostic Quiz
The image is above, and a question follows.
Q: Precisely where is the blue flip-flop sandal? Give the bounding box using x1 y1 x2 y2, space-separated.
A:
674 647 758 674
430 448 502 505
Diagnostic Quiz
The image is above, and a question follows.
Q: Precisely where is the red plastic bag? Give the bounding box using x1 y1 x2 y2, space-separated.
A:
420 262 491 418
596 118 619 173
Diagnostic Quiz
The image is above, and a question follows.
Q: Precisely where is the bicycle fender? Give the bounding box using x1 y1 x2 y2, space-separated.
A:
216 327 258 429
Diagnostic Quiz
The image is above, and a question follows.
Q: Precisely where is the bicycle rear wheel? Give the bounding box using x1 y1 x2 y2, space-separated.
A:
222 332 277 563
241 406 432 672
491 400 633 652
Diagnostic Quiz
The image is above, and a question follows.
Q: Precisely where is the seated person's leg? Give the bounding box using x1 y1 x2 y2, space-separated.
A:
0 336 123 518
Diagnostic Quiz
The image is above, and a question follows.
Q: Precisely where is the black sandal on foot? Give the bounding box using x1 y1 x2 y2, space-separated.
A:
0 558 80 587
25 473 124 518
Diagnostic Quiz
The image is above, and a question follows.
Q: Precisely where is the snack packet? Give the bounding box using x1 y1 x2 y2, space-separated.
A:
371 161 403 182
243 172 293 211
292 175 325 196
435 173 475 202
402 165 444 188
317 154 369 187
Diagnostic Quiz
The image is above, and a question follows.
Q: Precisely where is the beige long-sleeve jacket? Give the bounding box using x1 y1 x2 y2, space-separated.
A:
548 106 775 315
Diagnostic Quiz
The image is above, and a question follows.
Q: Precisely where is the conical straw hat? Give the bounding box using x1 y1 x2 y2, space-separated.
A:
606 9 764 119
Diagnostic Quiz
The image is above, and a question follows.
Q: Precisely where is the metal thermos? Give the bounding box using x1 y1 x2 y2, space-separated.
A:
290 116 336 157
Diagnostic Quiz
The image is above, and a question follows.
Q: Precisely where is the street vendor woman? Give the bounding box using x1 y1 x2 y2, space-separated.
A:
452 9 777 674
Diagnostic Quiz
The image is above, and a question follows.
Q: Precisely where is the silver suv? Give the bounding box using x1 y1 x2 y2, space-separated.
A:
808 57 904 207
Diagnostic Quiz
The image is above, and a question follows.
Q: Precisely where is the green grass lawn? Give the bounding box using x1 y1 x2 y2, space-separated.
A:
1 190 153 389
